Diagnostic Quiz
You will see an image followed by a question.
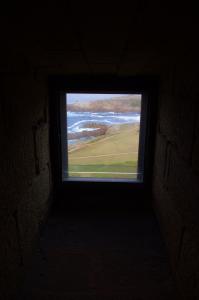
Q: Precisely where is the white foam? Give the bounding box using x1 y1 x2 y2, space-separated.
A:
75 127 99 133
68 119 112 133
68 120 89 130
110 115 140 122
90 113 104 118
67 112 141 133
67 111 91 117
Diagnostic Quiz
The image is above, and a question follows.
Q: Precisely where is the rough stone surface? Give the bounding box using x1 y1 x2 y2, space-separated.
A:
153 61 199 299
0 73 51 298
21 212 180 300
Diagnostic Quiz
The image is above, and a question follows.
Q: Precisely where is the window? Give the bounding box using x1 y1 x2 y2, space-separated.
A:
61 93 143 182
49 76 157 191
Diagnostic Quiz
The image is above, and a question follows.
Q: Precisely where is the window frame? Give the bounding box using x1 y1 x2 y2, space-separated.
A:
62 92 144 183
49 75 158 206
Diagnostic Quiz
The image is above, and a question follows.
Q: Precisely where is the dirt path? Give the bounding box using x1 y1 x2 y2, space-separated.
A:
69 152 138 160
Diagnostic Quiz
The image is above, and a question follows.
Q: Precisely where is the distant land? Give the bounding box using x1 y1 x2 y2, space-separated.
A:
67 95 141 113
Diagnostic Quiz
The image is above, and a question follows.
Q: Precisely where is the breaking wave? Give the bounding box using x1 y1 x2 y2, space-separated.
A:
67 111 140 134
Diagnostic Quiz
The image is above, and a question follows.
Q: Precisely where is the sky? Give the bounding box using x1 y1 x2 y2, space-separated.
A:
66 93 141 104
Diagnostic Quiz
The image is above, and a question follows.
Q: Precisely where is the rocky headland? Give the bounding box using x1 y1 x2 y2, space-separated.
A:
68 123 109 140
67 95 141 113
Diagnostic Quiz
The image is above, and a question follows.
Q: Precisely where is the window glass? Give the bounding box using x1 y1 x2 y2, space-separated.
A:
62 93 142 181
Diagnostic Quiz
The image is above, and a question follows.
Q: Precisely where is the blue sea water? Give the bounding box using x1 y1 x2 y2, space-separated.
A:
67 111 140 144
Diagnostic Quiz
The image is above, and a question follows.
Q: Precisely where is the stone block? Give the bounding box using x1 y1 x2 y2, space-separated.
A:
18 168 50 266
0 215 23 297
153 132 168 184
153 181 183 272
191 108 199 174
176 228 199 298
33 122 49 175
165 148 199 223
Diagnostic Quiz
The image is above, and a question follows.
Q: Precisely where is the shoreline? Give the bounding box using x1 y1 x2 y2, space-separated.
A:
67 108 140 113
68 123 139 152
68 123 109 140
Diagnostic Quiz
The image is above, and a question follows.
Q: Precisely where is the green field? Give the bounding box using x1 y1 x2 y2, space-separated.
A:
68 123 140 179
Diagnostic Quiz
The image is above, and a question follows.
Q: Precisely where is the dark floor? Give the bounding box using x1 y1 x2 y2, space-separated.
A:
22 211 180 300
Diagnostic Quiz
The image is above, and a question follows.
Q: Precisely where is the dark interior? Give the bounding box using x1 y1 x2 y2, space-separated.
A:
0 3 199 299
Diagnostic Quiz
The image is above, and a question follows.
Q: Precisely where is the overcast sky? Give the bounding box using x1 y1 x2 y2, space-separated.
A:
66 93 141 104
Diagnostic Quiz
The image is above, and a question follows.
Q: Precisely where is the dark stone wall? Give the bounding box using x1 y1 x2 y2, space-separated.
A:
0 73 51 298
153 53 199 298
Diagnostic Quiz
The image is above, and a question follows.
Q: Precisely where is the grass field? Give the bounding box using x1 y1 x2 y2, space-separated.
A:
68 123 140 179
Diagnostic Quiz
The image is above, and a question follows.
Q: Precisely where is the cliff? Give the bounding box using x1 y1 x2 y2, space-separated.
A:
67 95 141 113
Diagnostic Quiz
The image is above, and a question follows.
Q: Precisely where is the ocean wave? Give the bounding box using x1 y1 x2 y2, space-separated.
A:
90 114 104 118
68 111 117 118
68 119 112 132
67 112 141 134
91 111 116 115
74 127 99 133
67 111 91 117
68 111 139 117
109 115 140 122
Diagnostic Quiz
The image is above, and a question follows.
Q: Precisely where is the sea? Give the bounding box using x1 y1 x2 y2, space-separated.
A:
67 111 140 144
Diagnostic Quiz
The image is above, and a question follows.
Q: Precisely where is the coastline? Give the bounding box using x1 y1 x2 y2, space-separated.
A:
68 123 140 178
68 123 109 140
68 123 139 152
